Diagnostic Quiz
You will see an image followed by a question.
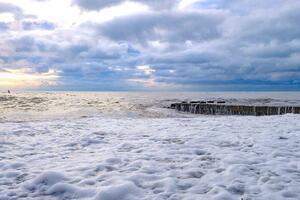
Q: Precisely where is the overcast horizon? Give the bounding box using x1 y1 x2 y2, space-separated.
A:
0 0 300 91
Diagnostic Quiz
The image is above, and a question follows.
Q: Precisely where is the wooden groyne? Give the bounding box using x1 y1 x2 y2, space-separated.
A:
169 101 300 116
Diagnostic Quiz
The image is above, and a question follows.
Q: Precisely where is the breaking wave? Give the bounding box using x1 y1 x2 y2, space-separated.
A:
0 92 300 122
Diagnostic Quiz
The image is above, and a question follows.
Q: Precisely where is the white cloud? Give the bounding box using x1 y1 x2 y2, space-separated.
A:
178 0 201 10
0 0 149 28
136 65 155 75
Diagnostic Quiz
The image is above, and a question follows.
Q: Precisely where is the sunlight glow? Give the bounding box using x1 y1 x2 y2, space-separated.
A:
136 65 156 75
0 68 59 89
0 0 149 27
128 78 157 87
0 13 15 23
178 0 201 9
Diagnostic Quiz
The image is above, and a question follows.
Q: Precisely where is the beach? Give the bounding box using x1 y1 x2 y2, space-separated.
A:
1 92 300 200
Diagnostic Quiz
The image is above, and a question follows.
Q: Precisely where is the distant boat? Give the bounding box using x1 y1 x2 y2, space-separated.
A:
8 90 10 94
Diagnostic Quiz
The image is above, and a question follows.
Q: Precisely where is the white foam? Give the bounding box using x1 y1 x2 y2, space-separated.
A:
0 114 300 199
94 182 143 200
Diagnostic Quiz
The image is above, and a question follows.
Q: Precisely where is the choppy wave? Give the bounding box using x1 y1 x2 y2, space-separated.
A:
0 92 300 122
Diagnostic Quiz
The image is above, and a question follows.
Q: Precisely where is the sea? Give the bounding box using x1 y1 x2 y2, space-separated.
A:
1 92 300 200
1 91 300 122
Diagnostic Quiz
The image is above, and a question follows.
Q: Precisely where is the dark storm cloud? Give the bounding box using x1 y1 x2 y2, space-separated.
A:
1 32 135 88
72 0 179 10
225 4 300 43
94 11 225 46
85 0 300 89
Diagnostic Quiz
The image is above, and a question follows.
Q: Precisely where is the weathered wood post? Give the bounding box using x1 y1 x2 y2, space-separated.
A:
169 101 300 116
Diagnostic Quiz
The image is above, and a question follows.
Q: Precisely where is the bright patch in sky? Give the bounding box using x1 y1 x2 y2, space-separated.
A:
178 0 202 9
0 0 149 27
0 69 59 89
137 65 155 75
0 13 14 22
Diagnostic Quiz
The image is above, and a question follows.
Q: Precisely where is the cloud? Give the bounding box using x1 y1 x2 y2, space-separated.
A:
0 22 9 31
72 0 179 11
22 20 56 30
94 10 225 47
0 2 22 15
0 0 299 90
136 65 155 75
0 2 24 20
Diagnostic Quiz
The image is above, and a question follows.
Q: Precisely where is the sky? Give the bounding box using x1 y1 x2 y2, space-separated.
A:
0 0 299 91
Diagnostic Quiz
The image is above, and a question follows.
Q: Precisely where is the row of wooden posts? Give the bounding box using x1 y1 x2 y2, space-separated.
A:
170 101 300 116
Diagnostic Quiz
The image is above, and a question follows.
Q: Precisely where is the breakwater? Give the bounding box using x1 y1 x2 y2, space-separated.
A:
169 101 300 116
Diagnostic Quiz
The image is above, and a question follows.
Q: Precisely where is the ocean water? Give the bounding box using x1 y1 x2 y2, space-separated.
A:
1 92 300 200
0 91 300 122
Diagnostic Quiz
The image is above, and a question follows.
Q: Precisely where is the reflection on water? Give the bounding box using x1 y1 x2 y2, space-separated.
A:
0 92 300 122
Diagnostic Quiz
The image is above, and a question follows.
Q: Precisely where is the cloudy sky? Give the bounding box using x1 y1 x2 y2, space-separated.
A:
0 0 299 91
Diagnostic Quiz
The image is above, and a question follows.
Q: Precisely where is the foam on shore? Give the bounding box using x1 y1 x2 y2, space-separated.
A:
1 114 300 199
